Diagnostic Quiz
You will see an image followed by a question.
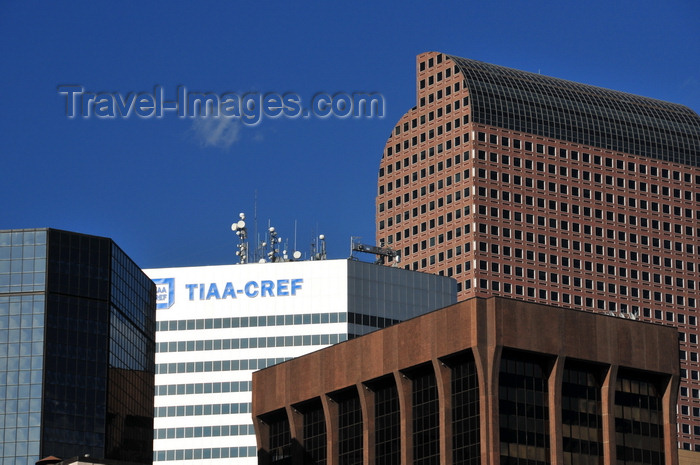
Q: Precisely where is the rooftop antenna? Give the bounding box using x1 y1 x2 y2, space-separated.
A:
267 226 283 263
310 233 317 260
318 234 326 260
231 212 248 264
253 190 259 262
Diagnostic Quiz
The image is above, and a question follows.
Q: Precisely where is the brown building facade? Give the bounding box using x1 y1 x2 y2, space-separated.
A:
252 296 679 465
375 52 700 448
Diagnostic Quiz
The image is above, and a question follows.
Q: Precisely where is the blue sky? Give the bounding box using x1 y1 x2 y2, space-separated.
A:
1 1 698 268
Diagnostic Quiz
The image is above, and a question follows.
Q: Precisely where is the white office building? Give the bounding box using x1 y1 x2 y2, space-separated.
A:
145 259 456 464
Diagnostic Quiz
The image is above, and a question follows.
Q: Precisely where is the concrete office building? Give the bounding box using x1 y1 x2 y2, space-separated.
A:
0 228 156 465
252 296 680 465
375 52 700 447
145 259 456 464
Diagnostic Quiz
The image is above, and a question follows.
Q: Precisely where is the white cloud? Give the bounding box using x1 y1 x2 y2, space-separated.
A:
190 115 241 149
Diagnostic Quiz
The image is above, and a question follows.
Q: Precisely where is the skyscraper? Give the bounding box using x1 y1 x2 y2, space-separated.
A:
145 259 455 464
375 52 700 448
0 228 156 465
252 296 680 465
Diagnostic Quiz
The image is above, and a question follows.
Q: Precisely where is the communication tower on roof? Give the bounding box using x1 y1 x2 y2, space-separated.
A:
231 213 248 264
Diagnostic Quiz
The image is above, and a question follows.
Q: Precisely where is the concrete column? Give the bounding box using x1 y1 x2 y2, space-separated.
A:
253 415 271 465
357 381 374 465
322 394 339 465
394 369 413 464
473 343 501 465
286 405 303 465
434 357 453 465
548 356 566 465
601 364 618 465
662 374 680 465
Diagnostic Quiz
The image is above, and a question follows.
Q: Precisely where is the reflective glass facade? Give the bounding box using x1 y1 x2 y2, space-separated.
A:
267 411 291 465
301 401 326 465
499 350 551 465
411 366 440 465
449 56 700 166
450 353 480 465
373 378 400 465
0 228 155 465
336 389 363 465
562 361 604 465
615 370 666 465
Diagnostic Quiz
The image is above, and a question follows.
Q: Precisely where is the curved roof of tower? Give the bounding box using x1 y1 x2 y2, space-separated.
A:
447 55 700 166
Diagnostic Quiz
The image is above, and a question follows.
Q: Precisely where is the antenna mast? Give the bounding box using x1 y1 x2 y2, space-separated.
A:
231 212 249 264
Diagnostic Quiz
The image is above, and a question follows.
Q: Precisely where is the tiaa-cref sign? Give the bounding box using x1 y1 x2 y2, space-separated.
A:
185 278 304 300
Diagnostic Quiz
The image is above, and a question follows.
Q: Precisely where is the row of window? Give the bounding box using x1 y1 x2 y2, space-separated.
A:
383 150 697 209
381 148 466 178
380 160 469 195
390 108 469 153
473 278 699 316
484 267 698 306
382 137 699 208
153 446 256 462
394 89 469 140
378 201 470 232
417 57 456 90
475 160 699 205
678 405 700 417
157 357 289 374
155 380 251 397
417 81 466 109
156 311 348 332
477 260 698 293
386 129 470 163
154 402 251 418
477 133 700 184
478 223 700 262
398 222 700 279
382 201 698 261
475 234 699 273
382 182 697 249
475 196 699 241
681 369 700 381
154 423 254 440
156 333 346 354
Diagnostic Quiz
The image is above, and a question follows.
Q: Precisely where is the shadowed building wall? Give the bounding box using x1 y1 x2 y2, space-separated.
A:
252 296 679 465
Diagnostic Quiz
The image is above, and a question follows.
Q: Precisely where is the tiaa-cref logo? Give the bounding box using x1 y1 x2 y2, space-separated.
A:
154 278 175 310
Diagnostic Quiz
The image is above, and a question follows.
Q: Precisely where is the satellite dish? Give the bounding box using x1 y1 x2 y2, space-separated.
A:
258 259 266 263
319 234 325 240
269 226 275 232
293 251 302 260
237 220 246 229
231 223 238 231
239 212 245 219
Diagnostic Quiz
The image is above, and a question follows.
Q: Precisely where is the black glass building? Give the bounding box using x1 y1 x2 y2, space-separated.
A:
0 228 156 465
